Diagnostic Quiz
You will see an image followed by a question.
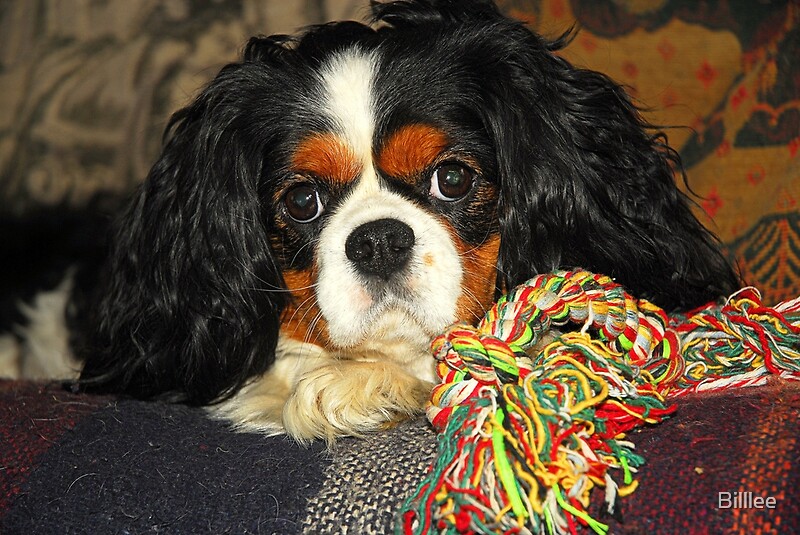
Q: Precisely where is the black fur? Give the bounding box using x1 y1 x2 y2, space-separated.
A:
78 44 295 403
77 0 739 404
0 207 110 339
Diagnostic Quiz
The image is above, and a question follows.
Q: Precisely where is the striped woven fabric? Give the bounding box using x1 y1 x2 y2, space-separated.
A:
1 379 798 534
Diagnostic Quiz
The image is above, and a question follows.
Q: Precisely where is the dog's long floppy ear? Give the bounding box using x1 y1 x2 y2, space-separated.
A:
473 20 740 310
78 40 292 404
371 1 738 310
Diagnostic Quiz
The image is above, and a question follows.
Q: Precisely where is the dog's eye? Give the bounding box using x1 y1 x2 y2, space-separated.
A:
284 184 323 222
430 163 474 201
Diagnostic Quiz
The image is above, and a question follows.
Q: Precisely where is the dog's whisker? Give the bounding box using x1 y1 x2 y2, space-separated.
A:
289 238 321 266
248 284 319 293
455 230 496 258
267 281 320 293
303 311 325 346
234 258 287 290
458 279 492 322
283 294 320 331
294 294 326 333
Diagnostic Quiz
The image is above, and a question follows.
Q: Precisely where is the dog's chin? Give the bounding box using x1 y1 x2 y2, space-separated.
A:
317 290 440 377
318 272 462 353
335 280 450 339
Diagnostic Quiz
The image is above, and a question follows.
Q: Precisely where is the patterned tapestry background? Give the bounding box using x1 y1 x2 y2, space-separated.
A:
1 0 798 303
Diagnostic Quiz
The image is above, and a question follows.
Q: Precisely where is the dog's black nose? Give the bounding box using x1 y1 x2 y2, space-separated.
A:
345 218 415 280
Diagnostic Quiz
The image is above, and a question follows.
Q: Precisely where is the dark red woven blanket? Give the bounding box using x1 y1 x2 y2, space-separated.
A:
1 379 798 534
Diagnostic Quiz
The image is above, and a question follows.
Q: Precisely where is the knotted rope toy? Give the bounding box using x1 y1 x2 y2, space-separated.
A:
398 270 800 535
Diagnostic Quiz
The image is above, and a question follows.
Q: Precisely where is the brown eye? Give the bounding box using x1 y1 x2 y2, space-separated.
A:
284 184 323 222
430 163 475 201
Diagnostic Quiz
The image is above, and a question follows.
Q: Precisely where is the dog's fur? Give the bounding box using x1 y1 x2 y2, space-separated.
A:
6 0 740 443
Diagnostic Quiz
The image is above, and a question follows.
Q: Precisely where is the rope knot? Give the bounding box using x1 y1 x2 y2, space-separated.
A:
401 270 800 535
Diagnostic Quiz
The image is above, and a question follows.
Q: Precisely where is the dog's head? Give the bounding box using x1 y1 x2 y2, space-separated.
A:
79 0 739 403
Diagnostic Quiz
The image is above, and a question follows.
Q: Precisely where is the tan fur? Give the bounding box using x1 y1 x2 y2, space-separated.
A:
455 233 501 324
212 335 435 444
280 268 329 346
292 132 362 183
211 338 328 435
283 359 432 444
377 123 450 180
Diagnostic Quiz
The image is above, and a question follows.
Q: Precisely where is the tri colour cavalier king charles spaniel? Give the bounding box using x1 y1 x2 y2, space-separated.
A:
53 0 739 442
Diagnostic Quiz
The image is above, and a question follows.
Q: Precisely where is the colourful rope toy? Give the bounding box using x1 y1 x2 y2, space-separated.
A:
398 270 800 535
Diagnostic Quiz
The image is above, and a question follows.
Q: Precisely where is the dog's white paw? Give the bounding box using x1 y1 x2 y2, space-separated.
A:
282 360 432 444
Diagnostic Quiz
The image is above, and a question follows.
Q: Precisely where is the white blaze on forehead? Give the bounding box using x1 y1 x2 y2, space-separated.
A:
319 47 378 177
314 47 464 351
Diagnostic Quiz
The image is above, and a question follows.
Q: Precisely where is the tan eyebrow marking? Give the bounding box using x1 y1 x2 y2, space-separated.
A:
292 133 362 183
377 124 450 180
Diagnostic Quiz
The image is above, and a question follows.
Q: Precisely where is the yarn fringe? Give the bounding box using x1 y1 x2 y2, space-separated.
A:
398 270 800 535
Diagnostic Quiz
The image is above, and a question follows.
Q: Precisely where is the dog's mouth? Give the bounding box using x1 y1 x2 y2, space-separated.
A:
360 272 415 303
325 296 440 385
316 249 454 349
331 281 441 346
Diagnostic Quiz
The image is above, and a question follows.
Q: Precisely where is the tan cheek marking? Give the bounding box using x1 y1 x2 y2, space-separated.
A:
292 133 361 183
454 233 501 325
378 124 449 180
280 268 330 346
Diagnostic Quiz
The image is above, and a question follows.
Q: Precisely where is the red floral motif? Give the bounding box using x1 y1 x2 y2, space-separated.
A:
790 137 800 158
657 38 676 61
695 60 718 89
702 186 723 218
716 140 731 157
731 85 749 111
622 60 638 78
690 114 706 132
777 190 797 210
661 88 678 108
579 34 597 53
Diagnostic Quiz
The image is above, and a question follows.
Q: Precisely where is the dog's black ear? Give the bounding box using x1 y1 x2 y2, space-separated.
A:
78 51 290 404
474 23 739 311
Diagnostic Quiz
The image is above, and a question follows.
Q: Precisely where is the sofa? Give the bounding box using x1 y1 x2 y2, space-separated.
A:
2 1 799 533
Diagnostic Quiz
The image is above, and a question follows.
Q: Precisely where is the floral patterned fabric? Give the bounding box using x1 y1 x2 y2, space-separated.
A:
506 0 800 305
1 0 798 303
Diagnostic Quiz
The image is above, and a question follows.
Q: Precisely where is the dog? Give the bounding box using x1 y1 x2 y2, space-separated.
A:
4 0 739 443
